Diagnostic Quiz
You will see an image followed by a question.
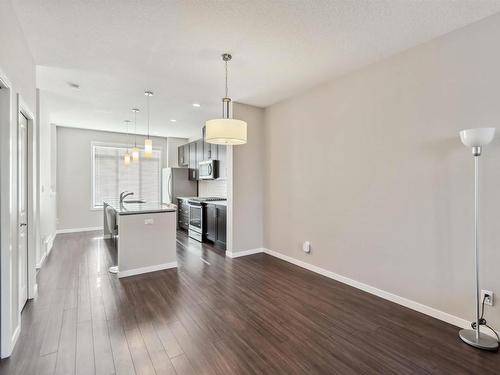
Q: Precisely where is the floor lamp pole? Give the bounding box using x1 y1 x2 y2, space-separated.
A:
474 151 480 342
458 128 498 351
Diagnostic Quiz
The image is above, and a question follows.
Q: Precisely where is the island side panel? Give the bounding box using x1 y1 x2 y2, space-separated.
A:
117 211 177 278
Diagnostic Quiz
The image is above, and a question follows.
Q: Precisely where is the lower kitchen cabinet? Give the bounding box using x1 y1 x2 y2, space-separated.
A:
177 198 190 230
204 203 226 250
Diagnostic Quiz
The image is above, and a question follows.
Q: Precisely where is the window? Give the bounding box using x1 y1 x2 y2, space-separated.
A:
92 144 161 208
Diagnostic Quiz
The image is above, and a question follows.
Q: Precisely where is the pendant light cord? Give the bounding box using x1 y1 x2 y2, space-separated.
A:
225 58 229 98
134 110 137 147
147 94 150 139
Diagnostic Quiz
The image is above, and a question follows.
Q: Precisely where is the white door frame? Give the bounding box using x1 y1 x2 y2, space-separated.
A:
0 70 15 358
0 69 38 358
17 94 37 304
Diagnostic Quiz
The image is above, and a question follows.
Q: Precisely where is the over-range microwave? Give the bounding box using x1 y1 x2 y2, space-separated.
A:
198 160 219 180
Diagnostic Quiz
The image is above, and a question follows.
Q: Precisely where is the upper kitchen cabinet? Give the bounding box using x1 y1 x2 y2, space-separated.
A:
177 144 189 167
188 142 197 169
203 142 218 161
188 141 197 180
196 139 204 166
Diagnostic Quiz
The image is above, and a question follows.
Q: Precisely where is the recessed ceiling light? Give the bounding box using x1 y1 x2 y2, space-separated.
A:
170 119 177 122
192 103 201 107
68 82 80 89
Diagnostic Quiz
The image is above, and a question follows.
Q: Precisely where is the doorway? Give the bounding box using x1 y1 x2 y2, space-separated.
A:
18 112 29 311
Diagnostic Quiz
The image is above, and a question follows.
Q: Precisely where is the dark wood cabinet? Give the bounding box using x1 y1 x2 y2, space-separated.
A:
203 142 218 161
177 198 190 230
179 137 226 181
215 205 226 248
188 142 197 180
178 144 189 167
205 204 216 242
188 142 196 169
204 203 226 250
196 139 204 166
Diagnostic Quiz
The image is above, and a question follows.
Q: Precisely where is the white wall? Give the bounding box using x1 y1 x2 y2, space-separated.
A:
0 0 37 357
264 13 500 329
229 103 265 254
56 126 168 231
37 90 57 266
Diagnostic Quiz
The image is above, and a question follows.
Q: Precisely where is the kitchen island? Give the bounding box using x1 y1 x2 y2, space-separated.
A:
103 200 177 278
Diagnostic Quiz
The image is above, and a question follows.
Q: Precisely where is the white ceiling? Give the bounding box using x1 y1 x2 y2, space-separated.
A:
13 0 500 139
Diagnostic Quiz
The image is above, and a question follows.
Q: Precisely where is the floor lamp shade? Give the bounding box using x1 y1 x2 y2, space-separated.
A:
460 128 495 148
458 127 498 351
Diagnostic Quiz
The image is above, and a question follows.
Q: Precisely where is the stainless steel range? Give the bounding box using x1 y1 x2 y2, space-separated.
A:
188 197 227 242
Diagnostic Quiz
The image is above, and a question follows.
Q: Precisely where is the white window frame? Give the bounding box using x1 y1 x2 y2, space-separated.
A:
90 142 162 210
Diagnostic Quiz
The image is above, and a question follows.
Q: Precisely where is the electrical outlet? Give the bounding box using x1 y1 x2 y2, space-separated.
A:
303 241 311 254
481 290 494 306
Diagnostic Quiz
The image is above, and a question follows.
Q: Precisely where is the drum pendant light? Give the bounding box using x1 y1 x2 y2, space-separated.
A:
131 108 140 161
144 91 154 157
205 53 247 145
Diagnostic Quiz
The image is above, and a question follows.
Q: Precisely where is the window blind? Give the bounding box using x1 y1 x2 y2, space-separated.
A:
92 145 161 208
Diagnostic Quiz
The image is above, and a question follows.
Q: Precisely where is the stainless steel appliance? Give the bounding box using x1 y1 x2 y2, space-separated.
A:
188 197 227 241
161 168 198 204
198 160 219 180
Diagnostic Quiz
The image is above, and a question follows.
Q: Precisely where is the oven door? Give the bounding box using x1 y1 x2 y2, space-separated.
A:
189 204 202 233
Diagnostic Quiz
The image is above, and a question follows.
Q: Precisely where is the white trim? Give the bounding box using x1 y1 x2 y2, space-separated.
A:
56 226 102 234
262 248 500 338
117 261 177 278
10 324 20 351
0 69 13 358
226 248 264 258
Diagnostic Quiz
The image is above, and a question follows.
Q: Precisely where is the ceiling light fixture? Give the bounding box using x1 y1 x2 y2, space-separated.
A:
192 103 201 108
124 119 132 165
170 119 177 122
205 53 247 145
131 108 140 161
144 90 154 158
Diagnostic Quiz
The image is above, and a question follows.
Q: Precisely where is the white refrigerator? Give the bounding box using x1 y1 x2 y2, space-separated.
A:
161 168 198 204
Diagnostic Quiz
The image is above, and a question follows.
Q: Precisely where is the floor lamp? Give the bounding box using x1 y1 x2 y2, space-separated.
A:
459 127 498 351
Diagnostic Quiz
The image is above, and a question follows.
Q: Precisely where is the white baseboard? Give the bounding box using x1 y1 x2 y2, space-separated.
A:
261 248 499 338
46 233 55 255
56 226 101 234
11 324 20 351
226 248 265 258
118 261 178 278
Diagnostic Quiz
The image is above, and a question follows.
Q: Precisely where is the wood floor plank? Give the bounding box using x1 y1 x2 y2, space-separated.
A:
75 320 95 375
3 229 500 375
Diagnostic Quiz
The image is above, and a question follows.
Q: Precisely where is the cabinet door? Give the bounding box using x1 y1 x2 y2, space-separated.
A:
205 204 216 242
196 139 204 166
183 145 189 166
217 145 227 179
203 142 218 161
178 144 188 167
188 142 196 169
215 205 226 249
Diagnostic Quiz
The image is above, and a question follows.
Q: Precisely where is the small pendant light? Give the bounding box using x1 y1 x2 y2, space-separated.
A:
144 90 154 157
131 108 140 161
205 53 247 145
123 119 132 165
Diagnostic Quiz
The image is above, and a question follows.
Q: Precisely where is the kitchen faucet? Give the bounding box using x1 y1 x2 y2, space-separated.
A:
120 191 134 203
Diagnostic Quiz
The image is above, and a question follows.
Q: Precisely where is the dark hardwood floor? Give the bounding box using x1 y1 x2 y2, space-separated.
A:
0 230 498 374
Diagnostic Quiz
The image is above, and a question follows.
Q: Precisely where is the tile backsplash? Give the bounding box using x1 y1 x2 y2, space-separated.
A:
198 179 227 198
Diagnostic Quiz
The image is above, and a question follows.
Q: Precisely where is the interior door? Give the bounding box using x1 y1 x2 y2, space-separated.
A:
18 112 28 311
